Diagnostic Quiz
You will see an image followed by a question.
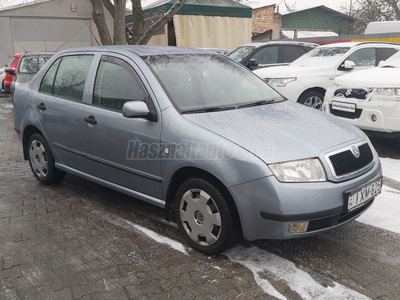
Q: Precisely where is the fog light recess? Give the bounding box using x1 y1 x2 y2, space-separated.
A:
289 222 309 233
371 114 377 122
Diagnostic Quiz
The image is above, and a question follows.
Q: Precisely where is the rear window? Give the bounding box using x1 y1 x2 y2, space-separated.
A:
6 56 18 67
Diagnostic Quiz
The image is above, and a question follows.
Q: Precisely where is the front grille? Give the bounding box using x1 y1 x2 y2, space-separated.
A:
328 143 374 177
334 88 369 100
330 105 362 119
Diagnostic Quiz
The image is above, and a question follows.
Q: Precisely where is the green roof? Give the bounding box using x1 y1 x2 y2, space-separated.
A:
126 0 252 24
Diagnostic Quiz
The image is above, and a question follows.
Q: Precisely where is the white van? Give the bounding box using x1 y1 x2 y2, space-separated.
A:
365 21 400 34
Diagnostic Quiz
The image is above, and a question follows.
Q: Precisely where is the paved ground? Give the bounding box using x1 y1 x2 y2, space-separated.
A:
1 93 399 300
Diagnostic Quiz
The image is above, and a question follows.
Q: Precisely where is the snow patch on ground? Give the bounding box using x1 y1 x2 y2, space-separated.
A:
121 219 189 255
226 245 370 300
357 185 400 234
380 157 400 183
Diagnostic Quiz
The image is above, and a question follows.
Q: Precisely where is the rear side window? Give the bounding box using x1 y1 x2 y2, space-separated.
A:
279 46 307 63
39 55 94 102
93 56 147 111
376 48 398 65
40 57 61 94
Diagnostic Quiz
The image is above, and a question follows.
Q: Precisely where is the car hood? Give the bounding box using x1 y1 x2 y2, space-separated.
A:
254 65 331 79
334 67 400 87
183 101 365 164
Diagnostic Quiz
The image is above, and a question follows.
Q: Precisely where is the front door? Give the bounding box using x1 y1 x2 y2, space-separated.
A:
82 55 163 200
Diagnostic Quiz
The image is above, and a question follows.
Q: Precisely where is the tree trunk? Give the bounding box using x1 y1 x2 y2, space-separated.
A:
91 0 112 45
113 0 126 45
130 0 145 45
137 0 188 45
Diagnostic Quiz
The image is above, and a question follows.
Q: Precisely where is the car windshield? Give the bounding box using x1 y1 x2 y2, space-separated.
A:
379 51 400 68
291 46 350 67
19 56 51 74
226 46 256 62
144 54 284 113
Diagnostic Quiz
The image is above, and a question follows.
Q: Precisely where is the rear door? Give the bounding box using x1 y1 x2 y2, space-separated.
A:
33 54 95 171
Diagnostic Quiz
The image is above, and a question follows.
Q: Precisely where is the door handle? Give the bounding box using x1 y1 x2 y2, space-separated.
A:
37 103 46 111
84 116 97 125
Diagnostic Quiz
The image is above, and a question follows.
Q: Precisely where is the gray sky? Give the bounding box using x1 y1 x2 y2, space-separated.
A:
253 0 351 12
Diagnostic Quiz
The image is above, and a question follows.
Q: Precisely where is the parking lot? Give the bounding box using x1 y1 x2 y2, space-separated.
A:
1 93 399 300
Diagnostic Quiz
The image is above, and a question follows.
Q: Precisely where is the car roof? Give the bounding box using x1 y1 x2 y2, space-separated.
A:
21 52 56 57
57 45 212 57
237 41 318 48
320 41 400 48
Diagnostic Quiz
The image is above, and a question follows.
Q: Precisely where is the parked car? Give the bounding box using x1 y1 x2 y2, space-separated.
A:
4 53 22 93
0 68 5 91
254 42 400 110
13 46 382 255
227 41 318 70
9 52 55 95
323 50 400 147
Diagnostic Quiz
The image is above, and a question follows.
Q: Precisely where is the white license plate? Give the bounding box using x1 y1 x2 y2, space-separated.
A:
332 101 356 113
347 178 382 212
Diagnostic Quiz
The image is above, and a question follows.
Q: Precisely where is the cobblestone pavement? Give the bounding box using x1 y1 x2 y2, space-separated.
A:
1 94 399 300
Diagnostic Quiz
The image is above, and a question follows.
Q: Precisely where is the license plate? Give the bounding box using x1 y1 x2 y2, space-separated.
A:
332 101 356 113
346 177 382 212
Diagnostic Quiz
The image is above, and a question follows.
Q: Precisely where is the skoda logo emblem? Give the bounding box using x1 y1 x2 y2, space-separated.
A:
351 145 360 158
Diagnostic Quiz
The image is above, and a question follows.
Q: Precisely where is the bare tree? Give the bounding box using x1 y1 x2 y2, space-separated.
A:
341 0 400 33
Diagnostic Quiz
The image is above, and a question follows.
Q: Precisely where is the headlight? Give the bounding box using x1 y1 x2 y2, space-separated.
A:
267 77 296 87
269 158 326 182
370 88 400 102
325 84 338 98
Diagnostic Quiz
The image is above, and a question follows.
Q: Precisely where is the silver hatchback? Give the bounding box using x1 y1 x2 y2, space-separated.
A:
13 46 382 255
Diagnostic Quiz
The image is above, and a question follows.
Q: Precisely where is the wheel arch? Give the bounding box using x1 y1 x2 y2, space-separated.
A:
22 125 43 160
165 167 243 235
297 87 326 102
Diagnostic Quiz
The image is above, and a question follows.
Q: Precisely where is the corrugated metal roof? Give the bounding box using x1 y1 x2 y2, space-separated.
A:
126 0 252 23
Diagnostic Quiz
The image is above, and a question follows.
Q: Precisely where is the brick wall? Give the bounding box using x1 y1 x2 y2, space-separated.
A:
252 5 276 33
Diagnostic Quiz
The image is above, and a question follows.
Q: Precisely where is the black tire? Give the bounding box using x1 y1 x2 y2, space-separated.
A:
1 79 4 90
298 90 324 110
175 177 237 255
27 133 65 185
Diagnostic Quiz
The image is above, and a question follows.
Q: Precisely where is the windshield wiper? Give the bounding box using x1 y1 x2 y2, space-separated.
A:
182 106 236 114
238 99 277 109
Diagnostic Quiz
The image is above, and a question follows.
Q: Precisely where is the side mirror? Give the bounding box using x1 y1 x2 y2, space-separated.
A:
246 58 259 68
6 68 15 75
340 60 355 70
122 101 149 118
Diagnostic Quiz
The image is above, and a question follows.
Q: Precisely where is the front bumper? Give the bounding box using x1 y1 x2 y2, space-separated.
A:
323 95 400 134
228 158 382 241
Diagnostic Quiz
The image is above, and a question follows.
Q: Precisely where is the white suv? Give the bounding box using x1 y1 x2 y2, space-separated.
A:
323 51 400 146
254 42 400 109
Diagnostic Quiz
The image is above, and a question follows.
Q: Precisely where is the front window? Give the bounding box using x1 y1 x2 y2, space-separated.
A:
252 46 279 64
346 48 375 68
144 54 284 113
227 46 256 62
292 47 350 67
93 56 147 111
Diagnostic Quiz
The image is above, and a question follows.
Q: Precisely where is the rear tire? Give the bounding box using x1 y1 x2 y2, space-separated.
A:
27 133 65 185
175 177 237 255
298 90 324 110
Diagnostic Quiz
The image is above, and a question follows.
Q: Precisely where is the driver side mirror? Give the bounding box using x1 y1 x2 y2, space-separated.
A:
340 60 355 71
122 101 149 118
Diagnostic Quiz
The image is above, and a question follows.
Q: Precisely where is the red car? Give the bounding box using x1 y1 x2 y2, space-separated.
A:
4 53 22 93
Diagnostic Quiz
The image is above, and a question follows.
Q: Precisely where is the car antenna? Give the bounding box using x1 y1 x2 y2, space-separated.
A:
16 41 27 53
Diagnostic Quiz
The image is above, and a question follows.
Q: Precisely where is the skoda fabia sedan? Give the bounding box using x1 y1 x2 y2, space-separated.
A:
13 46 382 255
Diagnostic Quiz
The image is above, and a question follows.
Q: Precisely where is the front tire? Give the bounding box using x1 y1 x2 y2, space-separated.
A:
175 177 237 255
27 133 65 185
298 90 324 110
